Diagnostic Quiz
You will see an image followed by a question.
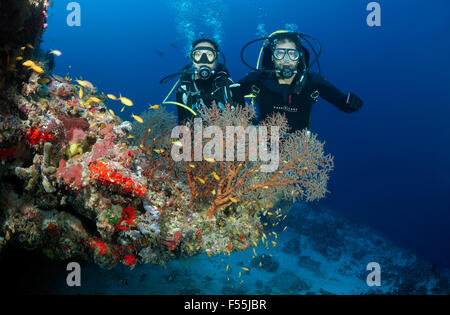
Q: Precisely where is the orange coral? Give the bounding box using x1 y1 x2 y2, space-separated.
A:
88 161 147 197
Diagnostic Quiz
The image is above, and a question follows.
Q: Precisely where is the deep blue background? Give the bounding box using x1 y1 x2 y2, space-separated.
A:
41 0 450 268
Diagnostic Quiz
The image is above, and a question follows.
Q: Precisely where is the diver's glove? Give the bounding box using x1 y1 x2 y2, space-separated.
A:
346 93 363 112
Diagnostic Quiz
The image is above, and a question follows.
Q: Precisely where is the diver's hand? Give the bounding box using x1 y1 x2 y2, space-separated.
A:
346 93 363 112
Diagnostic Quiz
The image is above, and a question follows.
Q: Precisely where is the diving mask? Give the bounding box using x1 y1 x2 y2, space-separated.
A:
273 48 300 62
191 46 218 64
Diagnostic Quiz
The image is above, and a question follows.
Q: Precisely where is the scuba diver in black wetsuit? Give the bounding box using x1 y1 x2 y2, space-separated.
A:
238 31 363 132
160 38 244 124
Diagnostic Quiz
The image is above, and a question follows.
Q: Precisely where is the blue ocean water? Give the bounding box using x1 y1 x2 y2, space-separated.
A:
32 0 450 293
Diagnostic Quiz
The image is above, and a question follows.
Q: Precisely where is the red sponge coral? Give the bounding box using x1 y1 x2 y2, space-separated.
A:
25 127 54 145
89 161 147 196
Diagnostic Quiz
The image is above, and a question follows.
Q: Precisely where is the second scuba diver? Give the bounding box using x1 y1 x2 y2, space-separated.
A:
161 38 244 124
239 31 363 132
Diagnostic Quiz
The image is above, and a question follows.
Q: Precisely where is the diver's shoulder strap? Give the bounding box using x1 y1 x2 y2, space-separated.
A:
294 71 314 95
296 71 321 102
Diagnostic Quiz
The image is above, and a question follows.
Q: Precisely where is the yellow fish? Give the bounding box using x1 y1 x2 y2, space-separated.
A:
211 171 220 180
76 80 94 89
27 44 34 49
16 57 23 61
189 164 195 168
109 109 115 116
23 60 35 67
21 47 26 51
283 226 287 231
229 197 238 203
131 114 144 123
79 88 83 99
119 94 133 106
272 241 277 247
238 272 241 278
197 177 205 184
153 149 165 154
226 265 229 272
259 262 262 267
149 104 159 109
121 106 125 112
31 65 44 73
127 135 134 139
212 189 216 195
241 267 249 272
107 94 117 100
204 157 215 163
88 97 102 103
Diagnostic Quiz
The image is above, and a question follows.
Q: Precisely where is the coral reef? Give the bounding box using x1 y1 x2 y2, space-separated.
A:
0 0 334 270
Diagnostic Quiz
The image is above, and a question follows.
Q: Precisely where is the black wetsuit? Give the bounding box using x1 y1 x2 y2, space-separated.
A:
238 70 362 131
176 63 244 124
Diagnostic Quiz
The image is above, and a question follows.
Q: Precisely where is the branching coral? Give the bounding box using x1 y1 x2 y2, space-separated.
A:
151 102 334 219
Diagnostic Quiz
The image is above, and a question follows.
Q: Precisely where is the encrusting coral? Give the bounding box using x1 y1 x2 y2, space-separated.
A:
0 0 334 269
